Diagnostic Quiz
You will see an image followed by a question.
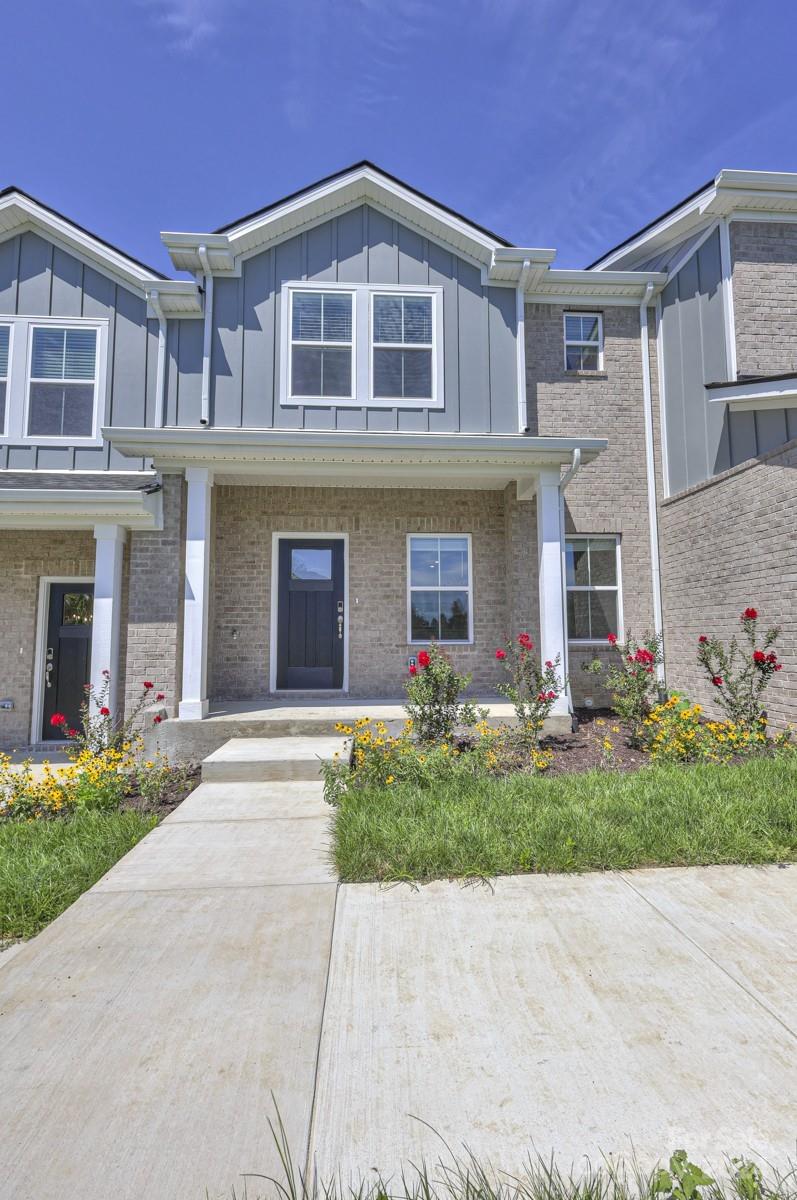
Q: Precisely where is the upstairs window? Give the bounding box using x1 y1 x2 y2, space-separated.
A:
0 325 9 434
565 536 622 643
281 283 442 408
289 290 353 400
28 326 99 437
372 293 433 401
564 312 603 371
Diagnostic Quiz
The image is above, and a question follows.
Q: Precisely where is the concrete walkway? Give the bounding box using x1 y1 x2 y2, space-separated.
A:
0 777 337 1200
1 769 796 1195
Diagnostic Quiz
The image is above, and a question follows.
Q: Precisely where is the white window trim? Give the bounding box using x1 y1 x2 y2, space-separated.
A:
0 321 11 438
0 315 108 447
565 534 624 646
284 282 356 405
406 532 474 646
279 282 444 409
369 287 441 407
563 311 604 372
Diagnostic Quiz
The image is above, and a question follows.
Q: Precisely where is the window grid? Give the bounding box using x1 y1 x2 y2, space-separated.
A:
27 325 99 439
407 533 473 645
0 325 9 435
563 311 603 372
371 293 434 402
289 290 354 401
565 536 621 644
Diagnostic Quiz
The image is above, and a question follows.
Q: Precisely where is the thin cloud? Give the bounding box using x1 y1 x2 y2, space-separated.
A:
143 0 236 50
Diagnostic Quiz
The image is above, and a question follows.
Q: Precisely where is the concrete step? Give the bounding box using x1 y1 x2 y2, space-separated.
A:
201 736 349 783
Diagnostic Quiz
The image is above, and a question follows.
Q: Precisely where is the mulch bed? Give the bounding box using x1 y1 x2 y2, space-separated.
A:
120 766 201 820
541 708 648 775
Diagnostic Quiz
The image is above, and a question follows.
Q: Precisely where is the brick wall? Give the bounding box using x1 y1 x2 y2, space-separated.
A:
731 220 797 376
526 302 657 703
210 485 522 698
659 440 797 728
123 474 185 717
0 531 95 749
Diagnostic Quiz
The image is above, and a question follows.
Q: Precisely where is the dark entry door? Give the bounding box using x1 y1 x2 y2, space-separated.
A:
42 583 94 739
277 539 344 690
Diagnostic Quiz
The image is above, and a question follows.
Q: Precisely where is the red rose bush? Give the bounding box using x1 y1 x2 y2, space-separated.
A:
697 607 783 730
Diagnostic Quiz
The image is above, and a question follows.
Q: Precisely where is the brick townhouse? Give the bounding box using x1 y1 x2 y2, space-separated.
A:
0 163 794 748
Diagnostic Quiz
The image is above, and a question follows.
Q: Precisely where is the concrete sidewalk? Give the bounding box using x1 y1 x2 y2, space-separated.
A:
0 778 337 1200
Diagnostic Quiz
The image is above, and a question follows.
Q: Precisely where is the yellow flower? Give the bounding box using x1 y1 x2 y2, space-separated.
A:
386 775 395 785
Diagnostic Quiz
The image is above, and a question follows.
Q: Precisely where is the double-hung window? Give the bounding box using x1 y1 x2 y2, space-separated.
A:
372 293 433 401
0 316 106 444
282 283 442 407
0 325 9 434
408 534 472 643
565 536 622 643
28 325 99 437
564 312 603 371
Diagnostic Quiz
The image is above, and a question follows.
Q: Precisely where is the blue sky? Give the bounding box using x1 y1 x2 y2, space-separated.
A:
6 1 797 274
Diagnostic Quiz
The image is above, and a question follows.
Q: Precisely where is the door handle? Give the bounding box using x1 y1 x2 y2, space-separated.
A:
45 661 54 689
337 614 344 640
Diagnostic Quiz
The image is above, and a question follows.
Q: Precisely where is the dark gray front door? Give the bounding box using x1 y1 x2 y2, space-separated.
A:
276 539 344 690
42 583 94 739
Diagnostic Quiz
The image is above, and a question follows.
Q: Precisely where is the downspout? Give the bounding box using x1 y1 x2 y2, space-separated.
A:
639 280 666 690
198 245 214 426
148 289 167 429
516 260 532 432
558 447 581 717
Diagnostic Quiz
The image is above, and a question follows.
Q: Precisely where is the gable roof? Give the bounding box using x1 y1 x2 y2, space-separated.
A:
588 169 797 271
0 186 202 314
162 161 514 273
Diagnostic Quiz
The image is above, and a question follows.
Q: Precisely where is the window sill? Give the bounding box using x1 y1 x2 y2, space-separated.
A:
283 396 443 409
564 370 608 379
408 640 474 647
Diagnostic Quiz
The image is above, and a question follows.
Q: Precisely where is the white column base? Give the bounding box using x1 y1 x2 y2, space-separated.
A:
537 470 570 718
178 698 210 721
90 524 126 717
180 467 213 722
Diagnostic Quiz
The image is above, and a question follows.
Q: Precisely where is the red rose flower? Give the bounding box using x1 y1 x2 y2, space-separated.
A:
143 680 154 690
753 650 767 665
417 650 431 669
155 693 165 702
742 608 758 621
537 691 546 701
545 660 553 668
50 712 66 727
766 652 777 664
153 715 163 725
698 635 708 644
67 728 79 738
607 633 617 645
712 675 724 687
518 632 533 649
546 690 556 700
409 664 417 676
495 649 506 660
99 706 111 716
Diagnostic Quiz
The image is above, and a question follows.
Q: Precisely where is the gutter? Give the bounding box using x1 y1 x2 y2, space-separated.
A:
639 281 666 688
148 290 167 428
558 448 582 717
198 245 214 426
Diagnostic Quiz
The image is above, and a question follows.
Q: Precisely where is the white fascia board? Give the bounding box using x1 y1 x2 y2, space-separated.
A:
715 169 797 194
0 192 171 296
105 425 608 471
145 280 203 317
707 375 797 412
590 186 718 270
161 166 506 274
0 487 162 530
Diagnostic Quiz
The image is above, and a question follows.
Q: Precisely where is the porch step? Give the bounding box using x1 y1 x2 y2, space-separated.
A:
201 736 348 783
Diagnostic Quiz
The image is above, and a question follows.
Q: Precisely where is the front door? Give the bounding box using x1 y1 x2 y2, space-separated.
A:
41 583 94 739
276 539 344 690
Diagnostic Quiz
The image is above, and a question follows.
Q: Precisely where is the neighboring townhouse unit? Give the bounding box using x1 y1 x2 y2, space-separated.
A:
0 163 794 749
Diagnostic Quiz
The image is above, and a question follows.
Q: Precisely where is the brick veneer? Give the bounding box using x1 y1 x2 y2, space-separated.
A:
123 474 185 717
659 440 797 729
731 220 797 376
526 302 658 702
210 485 526 699
0 531 95 749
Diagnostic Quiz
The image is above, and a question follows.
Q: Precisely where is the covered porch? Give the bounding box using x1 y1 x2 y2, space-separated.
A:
108 427 608 732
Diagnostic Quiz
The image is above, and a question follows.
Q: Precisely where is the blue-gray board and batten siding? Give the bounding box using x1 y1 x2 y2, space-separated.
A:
658 226 797 494
0 231 150 471
166 204 519 434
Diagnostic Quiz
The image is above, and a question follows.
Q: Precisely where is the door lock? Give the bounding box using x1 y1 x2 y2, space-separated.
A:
45 648 54 689
337 614 344 640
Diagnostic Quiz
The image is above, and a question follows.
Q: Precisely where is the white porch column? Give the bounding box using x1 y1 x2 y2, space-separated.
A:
90 523 126 717
536 469 569 717
179 467 213 720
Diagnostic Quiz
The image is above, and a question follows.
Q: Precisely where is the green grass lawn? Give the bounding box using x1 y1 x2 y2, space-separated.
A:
332 756 797 882
0 810 157 941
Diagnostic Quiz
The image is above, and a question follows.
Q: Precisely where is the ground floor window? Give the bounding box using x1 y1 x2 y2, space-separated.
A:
407 534 472 643
565 535 622 642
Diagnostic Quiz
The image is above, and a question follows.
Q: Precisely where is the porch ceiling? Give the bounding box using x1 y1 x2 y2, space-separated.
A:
105 427 608 489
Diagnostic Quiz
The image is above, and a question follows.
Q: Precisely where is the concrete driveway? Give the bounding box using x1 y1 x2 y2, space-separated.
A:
1 778 795 1197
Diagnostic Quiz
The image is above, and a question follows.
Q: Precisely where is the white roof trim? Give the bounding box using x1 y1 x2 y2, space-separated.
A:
0 486 163 530
161 165 510 274
707 374 797 413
